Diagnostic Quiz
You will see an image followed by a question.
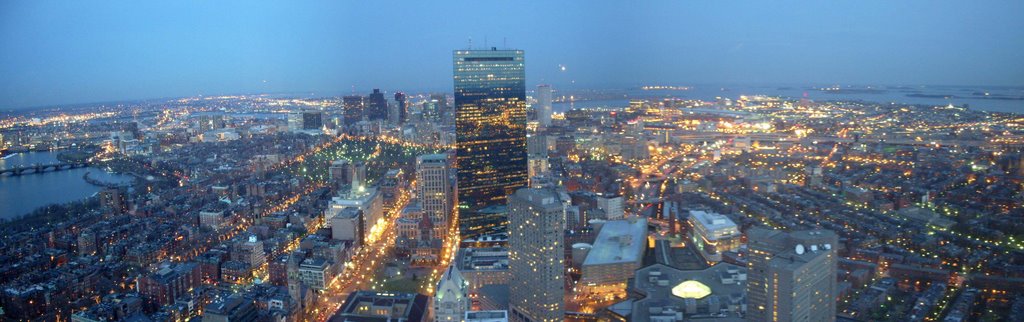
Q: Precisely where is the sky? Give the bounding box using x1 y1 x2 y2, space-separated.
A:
1 0 1022 109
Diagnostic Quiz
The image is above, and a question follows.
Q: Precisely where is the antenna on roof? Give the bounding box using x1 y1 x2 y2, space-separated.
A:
468 37 472 49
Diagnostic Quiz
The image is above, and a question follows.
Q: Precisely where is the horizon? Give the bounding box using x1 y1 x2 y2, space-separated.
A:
5 82 1023 113
3 1 1023 110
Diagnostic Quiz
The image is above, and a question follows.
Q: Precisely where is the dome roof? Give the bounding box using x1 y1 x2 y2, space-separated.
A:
672 280 712 299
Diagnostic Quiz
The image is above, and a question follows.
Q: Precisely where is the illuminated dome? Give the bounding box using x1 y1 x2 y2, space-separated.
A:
672 280 712 299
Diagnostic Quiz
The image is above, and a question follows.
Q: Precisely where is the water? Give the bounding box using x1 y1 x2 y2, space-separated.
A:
553 85 1024 114
0 151 132 220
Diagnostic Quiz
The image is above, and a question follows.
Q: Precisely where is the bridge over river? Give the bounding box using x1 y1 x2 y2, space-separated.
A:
0 161 91 176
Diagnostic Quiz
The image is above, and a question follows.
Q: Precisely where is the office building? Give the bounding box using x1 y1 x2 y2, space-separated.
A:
746 227 838 322
688 210 742 262
595 194 624 220
417 153 453 238
327 187 382 244
580 218 647 294
329 160 367 194
367 89 388 121
303 111 323 130
422 99 441 123
433 265 469 322
454 49 528 238
288 110 324 132
507 188 565 322
393 92 408 124
536 84 552 127
342 95 365 125
526 134 548 156
431 93 448 115
329 159 351 189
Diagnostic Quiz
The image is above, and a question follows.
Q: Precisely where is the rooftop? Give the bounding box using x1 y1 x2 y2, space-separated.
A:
689 210 739 236
583 217 648 267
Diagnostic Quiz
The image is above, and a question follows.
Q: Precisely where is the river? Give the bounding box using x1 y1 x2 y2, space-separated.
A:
0 151 132 220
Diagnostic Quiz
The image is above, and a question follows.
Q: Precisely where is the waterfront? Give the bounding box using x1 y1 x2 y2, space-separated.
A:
553 85 1024 114
0 151 131 220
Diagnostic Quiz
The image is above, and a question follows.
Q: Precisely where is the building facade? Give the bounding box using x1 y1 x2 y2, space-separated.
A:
507 188 565 322
433 265 469 322
417 153 453 238
536 84 552 127
454 49 528 238
688 210 742 262
746 227 838 322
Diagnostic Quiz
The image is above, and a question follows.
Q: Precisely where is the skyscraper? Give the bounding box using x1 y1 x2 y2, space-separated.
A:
454 49 528 238
536 84 552 127
417 153 453 238
430 93 448 119
507 188 565 322
422 99 441 123
342 95 365 125
303 110 323 130
746 227 838 322
367 89 388 121
393 92 408 124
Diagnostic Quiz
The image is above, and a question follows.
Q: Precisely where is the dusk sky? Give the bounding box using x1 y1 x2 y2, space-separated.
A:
2 0 1022 109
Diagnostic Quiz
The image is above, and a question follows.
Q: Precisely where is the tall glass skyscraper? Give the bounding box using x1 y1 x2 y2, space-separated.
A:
453 48 528 238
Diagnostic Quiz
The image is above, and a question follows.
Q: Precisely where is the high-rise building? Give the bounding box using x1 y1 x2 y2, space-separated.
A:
433 265 469 322
288 110 324 132
393 92 408 124
303 111 323 130
422 99 441 123
454 49 528 238
430 93 448 119
507 188 565 322
527 156 549 180
536 84 552 127
329 160 351 188
417 154 453 238
99 187 127 214
327 186 382 245
349 161 367 193
367 89 388 121
746 227 838 322
342 95 365 125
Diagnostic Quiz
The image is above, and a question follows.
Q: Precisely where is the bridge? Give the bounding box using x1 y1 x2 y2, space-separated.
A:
0 162 90 176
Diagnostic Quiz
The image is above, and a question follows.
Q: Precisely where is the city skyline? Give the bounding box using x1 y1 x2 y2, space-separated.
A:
1 2 1022 322
3 1 1024 110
